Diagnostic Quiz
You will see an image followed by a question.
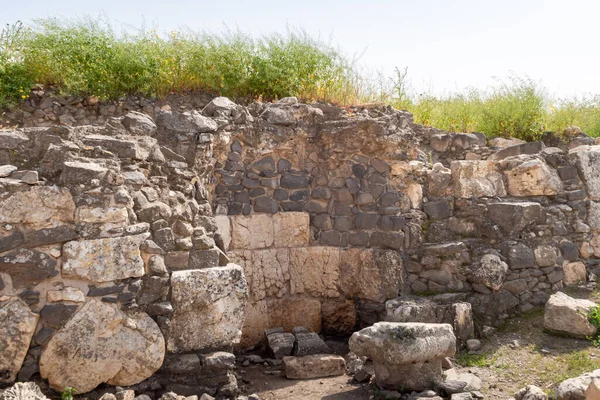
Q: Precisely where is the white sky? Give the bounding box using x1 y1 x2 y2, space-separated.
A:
2 0 599 98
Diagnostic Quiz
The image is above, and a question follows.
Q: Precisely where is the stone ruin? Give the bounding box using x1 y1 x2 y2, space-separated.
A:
1 91 600 398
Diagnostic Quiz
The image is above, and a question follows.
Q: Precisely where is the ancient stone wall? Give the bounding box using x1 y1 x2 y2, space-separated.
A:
2 90 600 397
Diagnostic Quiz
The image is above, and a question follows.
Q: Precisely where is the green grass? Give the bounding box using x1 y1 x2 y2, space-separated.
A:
2 17 600 141
455 351 498 368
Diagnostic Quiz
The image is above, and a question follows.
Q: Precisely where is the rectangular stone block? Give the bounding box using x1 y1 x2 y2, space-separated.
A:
214 215 232 251
450 160 506 198
240 300 269 349
289 247 340 298
229 249 290 301
188 249 220 269
230 214 274 250
273 212 310 248
164 251 190 271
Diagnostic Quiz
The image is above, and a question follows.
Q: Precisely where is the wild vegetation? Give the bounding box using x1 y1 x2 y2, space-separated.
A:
1 17 599 140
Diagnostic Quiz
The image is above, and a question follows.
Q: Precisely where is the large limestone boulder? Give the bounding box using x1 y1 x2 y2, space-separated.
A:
556 369 600 400
0 186 75 229
0 298 39 384
571 145 600 200
62 233 150 282
500 156 562 196
39 299 165 393
167 265 248 352
349 322 456 391
450 160 506 198
543 292 597 338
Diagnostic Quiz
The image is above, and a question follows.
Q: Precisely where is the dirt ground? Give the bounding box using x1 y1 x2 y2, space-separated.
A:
238 288 600 400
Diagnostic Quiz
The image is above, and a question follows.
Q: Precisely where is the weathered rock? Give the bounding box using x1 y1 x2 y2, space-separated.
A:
266 329 295 359
339 248 404 303
157 110 218 134
273 212 310 248
487 202 542 234
267 298 322 333
0 299 39 384
501 156 562 196
62 233 149 282
515 385 548 400
0 248 57 289
0 382 49 400
167 265 248 352
293 331 330 356
0 186 75 228
283 355 345 379
230 214 274 250
121 111 157 135
321 299 357 336
202 97 238 117
469 254 508 291
349 322 456 391
450 160 506 198
571 146 600 200
556 369 600 400
61 161 109 185
289 247 340 298
543 292 597 338
563 261 587 286
39 299 165 393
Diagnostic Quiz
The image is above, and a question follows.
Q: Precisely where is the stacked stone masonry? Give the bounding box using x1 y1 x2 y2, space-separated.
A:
1 91 600 397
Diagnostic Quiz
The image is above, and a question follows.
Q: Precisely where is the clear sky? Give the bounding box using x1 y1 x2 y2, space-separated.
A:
2 0 599 98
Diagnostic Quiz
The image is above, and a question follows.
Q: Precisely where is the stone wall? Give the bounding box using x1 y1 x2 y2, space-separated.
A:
2 89 600 396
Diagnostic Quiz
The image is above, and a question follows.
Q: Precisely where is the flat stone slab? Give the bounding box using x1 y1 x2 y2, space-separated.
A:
283 355 345 379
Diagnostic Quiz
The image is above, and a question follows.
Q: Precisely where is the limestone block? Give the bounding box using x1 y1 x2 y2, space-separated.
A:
62 233 150 282
427 163 452 197
450 160 506 198
230 214 274 250
556 369 600 400
229 249 290 301
82 135 156 161
501 156 562 196
0 299 39 384
468 254 508 291
339 248 404 303
0 186 75 229
563 261 587 286
349 322 456 391
543 292 596 338
589 202 600 231
214 215 231 251
61 161 108 185
39 299 164 393
121 111 157 135
240 300 269 348
267 298 321 333
534 245 558 267
76 206 129 224
168 265 249 352
273 212 310 247
571 145 600 200
283 355 346 379
47 287 85 303
289 247 340 298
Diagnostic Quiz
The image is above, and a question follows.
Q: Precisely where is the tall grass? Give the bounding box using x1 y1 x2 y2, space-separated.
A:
1 17 600 140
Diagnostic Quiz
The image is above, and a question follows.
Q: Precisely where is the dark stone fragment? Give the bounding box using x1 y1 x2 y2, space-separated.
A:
137 276 170 305
189 248 220 269
0 275 4 291
368 172 387 185
312 214 332 230
101 297 118 303
118 292 136 303
242 178 260 188
227 184 245 192
560 241 579 261
352 164 367 178
260 178 279 188
504 243 535 269
233 191 250 203
249 188 266 197
41 304 78 329
567 189 587 201
345 178 360 194
253 157 275 173
359 204 379 212
274 189 289 200
24 225 78 248
370 158 391 174
277 158 292 173
488 202 542 234
34 327 55 346
266 331 295 359
370 184 385 200
151 219 169 231
320 230 347 247
348 232 370 246
231 140 243 153
290 190 309 202
242 203 252 215
334 216 353 232
423 200 451 220
222 175 240 185
146 302 174 317
280 173 309 189
227 202 243 215
154 228 176 251
378 215 406 231
254 196 278 213
224 160 245 172
304 201 325 213
379 192 401 207
334 202 353 216
0 230 24 252
0 249 57 289
293 332 330 356
18 291 40 306
354 213 380 230
17 361 39 381
215 184 227 196
227 151 241 161
311 187 332 200
369 231 404 250
88 284 125 296
557 165 579 180
281 201 304 212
